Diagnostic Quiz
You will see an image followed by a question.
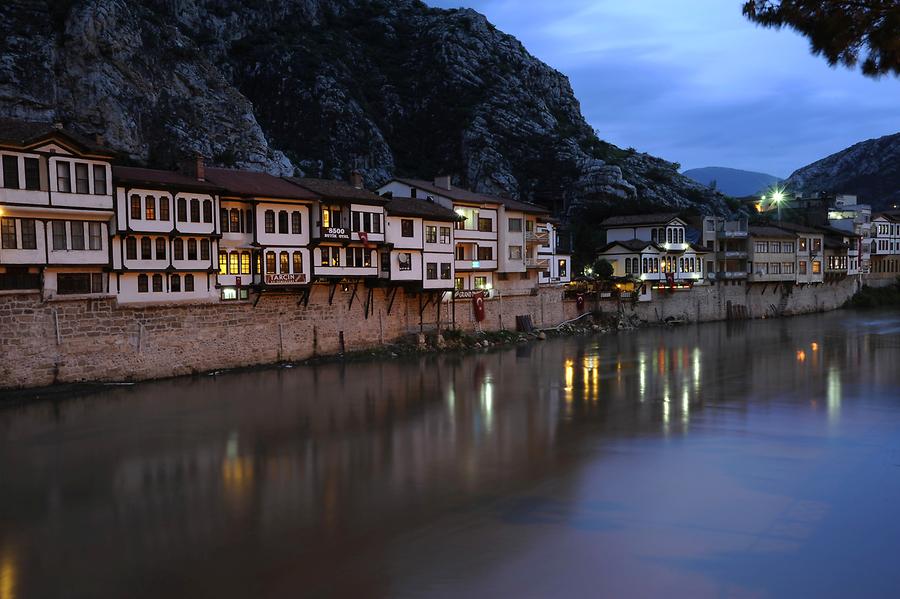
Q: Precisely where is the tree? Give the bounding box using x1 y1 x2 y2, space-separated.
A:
592 258 614 279
742 1 900 77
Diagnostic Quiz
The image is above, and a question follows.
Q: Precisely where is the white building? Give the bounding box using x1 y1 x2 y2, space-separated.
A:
537 221 572 285
110 165 222 303
381 196 461 290
0 119 115 298
869 211 900 279
204 167 319 301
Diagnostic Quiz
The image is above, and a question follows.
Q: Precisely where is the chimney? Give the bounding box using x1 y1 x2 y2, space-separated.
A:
434 175 452 190
195 154 206 182
349 170 364 189
94 134 105 146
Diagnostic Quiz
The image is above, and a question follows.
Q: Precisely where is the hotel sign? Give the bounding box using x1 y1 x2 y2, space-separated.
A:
323 227 350 240
265 273 307 285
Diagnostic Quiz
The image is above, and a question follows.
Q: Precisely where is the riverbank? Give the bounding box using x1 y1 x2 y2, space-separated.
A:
845 280 900 308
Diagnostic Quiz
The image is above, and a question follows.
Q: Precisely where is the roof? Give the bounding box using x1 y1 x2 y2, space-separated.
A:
285 177 386 204
824 237 849 250
815 224 860 238
600 213 682 227
749 225 797 239
205 167 319 200
113 166 223 193
384 197 463 221
392 177 549 214
599 239 663 253
874 210 900 222
771 222 822 235
690 242 711 253
0 117 114 156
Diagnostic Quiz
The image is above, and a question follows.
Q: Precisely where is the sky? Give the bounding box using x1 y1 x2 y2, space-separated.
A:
429 0 900 178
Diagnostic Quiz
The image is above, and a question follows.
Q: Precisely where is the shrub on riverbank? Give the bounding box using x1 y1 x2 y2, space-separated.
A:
845 279 900 308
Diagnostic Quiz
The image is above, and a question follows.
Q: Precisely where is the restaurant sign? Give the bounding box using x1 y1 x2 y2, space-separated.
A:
323 227 350 240
265 273 307 285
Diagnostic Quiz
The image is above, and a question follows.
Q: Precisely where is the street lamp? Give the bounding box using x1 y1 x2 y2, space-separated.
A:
761 187 787 222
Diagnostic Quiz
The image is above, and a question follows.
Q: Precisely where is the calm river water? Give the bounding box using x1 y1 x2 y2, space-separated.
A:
2 310 900 598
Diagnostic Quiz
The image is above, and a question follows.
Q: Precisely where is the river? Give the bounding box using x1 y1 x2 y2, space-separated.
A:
1 310 900 598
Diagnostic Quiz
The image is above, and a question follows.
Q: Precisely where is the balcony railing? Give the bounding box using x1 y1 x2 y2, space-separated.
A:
525 230 550 245
719 250 748 259
525 257 550 269
708 271 749 280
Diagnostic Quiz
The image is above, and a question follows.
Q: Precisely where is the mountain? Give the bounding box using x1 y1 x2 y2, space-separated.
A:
0 0 730 217
682 167 781 197
785 133 900 210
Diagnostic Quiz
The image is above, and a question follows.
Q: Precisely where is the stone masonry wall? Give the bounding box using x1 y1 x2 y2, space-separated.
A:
0 277 864 390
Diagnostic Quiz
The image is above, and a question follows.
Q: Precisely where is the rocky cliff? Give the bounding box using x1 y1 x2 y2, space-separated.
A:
0 0 729 216
786 133 900 210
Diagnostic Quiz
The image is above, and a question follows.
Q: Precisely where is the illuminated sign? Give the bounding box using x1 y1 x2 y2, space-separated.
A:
322 227 350 240
265 273 306 285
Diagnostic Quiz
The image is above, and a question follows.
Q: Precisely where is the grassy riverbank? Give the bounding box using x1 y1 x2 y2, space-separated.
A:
845 280 900 308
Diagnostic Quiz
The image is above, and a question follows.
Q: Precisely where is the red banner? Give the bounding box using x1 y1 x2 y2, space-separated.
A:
358 231 373 249
576 294 585 311
473 291 486 322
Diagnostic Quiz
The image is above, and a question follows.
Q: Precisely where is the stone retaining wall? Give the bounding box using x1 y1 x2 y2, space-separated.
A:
0 277 863 390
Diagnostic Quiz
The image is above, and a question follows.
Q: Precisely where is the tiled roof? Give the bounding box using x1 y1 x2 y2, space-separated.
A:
113 166 223 192
600 213 682 227
749 225 797 239
771 222 822 235
285 177 386 204
815 224 860 238
205 168 319 200
0 117 113 155
392 177 549 214
599 239 663 253
384 197 463 221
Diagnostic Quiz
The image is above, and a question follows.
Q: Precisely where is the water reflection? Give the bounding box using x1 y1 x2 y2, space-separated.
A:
1 310 899 597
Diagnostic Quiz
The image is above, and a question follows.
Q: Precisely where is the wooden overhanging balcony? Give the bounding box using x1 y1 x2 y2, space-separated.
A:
525 229 550 246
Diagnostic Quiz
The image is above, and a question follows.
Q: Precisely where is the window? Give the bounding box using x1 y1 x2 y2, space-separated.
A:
783 262 794 274
159 197 170 221
455 277 464 290
140 237 152 260
279 251 289 273
190 199 200 223
509 245 522 260
171 274 181 292
58 273 103 295
508 218 522 232
138 274 148 293
812 260 822 274
21 219 36 249
558 259 568 278
152 274 163 292
69 222 84 250
322 207 332 229
222 287 237 301
174 239 184 260
478 217 492 232
372 213 382 233
784 242 795 253
202 200 212 223
439 226 451 244
425 225 437 244
126 237 137 260
56 161 71 192
770 262 781 274
474 276 488 289
184 274 194 292
24 158 40 190
360 212 370 233
812 239 822 252
266 251 277 273
241 252 251 274
2 155 19 189
642 257 648 273
426 263 438 279
200 239 210 261
331 247 341 267
291 211 301 234
1 218 15 248
230 252 239 274
278 211 288 234
477 246 493 261
401 219 414 237
352 211 360 232
246 209 253 231
666 229 672 243
265 210 275 234
52 221 67 250
770 242 781 253
145 196 156 220
75 163 89 194
755 241 768 253
219 251 227 274
292 252 302 274
131 195 142 220
230 208 241 233
381 252 390 271
398 252 412 270
220 208 228 232
92 165 106 195
177 198 187 222
456 245 465 260
441 263 451 279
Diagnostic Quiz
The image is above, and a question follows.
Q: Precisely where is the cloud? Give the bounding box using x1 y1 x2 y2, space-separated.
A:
429 0 900 177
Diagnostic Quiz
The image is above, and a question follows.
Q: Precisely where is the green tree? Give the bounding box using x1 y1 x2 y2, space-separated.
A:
592 258 614 280
742 1 900 77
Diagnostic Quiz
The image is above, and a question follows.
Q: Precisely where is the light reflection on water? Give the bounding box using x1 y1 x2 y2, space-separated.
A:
1 310 900 598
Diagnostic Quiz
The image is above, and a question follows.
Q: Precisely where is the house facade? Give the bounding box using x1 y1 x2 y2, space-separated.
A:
870 212 900 280
381 196 460 290
0 119 115 299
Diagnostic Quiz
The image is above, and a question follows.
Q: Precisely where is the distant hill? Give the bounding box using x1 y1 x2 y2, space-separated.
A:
683 167 781 197
785 133 900 210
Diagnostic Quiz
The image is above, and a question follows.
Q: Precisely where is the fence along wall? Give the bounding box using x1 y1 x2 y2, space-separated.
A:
0 278 862 391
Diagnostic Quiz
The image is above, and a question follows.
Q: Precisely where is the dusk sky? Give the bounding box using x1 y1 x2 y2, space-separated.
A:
430 0 900 178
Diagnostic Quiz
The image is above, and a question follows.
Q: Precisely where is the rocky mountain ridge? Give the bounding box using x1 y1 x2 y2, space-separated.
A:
0 0 730 217
785 133 900 210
